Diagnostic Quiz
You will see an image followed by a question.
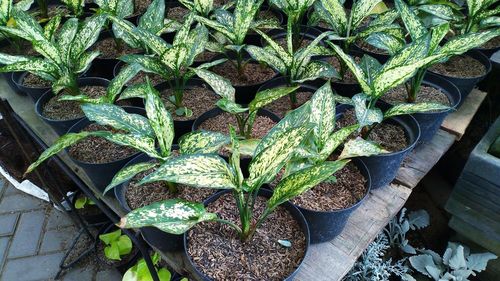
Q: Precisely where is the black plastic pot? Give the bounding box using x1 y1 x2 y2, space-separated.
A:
155 79 218 143
383 73 461 143
69 191 109 225
35 77 110 135
13 72 51 101
476 45 500 60
95 223 141 273
245 5 285 46
337 104 421 189
296 158 371 243
66 106 145 191
114 152 185 252
428 50 491 102
184 189 310 281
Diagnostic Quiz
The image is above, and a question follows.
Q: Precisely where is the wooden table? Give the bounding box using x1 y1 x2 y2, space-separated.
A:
0 75 486 280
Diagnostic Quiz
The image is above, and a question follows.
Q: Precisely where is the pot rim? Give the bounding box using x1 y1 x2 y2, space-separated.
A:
427 49 492 81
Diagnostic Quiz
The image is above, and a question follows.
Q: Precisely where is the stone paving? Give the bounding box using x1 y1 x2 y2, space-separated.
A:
0 178 122 281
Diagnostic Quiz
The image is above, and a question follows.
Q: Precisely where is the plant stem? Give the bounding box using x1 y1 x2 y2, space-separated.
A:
235 114 246 137
407 70 425 103
166 181 178 194
216 219 243 235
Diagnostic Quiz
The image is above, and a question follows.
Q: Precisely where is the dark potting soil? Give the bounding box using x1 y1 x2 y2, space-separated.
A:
92 38 141 59
161 86 218 121
383 85 451 106
125 160 217 209
187 193 306 281
292 161 367 211
213 0 231 7
125 69 164 86
166 6 189 22
194 51 218 62
212 60 276 86
356 39 388 54
276 37 314 50
481 35 500 49
41 85 107 120
0 40 37 56
248 10 280 34
328 56 360 84
68 123 138 164
198 112 277 139
33 5 70 21
336 109 409 152
264 91 313 118
132 0 152 16
429 55 486 78
22 73 51 88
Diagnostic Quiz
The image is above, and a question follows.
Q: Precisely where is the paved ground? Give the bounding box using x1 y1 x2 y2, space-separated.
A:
0 177 122 281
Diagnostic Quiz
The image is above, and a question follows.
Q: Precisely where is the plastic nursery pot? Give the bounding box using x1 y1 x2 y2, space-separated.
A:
296 158 371 243
13 71 51 101
336 104 421 189
155 79 218 144
245 5 285 46
66 106 145 191
428 50 491 102
95 223 141 274
384 72 461 143
69 191 110 225
192 107 281 176
184 189 310 281
35 77 110 135
114 152 185 252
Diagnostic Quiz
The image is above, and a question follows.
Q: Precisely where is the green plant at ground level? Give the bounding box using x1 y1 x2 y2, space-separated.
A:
385 208 429 255
123 252 187 281
119 106 350 242
408 242 497 280
0 11 106 95
74 196 95 209
99 229 132 261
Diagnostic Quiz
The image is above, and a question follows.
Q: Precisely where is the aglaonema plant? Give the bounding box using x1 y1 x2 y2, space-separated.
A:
268 0 315 49
452 0 499 35
0 11 106 96
114 14 235 117
0 0 33 52
194 0 280 77
118 112 349 242
395 0 500 103
245 26 338 108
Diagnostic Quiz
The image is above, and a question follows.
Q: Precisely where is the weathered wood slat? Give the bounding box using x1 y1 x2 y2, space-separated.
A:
441 89 487 140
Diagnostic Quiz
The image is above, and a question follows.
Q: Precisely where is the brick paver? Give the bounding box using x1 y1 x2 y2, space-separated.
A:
0 178 121 281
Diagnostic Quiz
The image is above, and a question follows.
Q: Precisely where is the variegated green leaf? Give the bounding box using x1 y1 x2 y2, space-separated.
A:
255 28 292 66
479 16 500 29
228 126 243 187
245 45 286 74
173 13 195 46
106 63 143 102
314 0 347 35
43 15 61 40
246 125 313 190
192 68 235 101
70 14 106 59
224 138 260 157
103 161 158 194
365 32 405 55
138 0 165 33
310 82 336 148
352 93 383 127
417 4 454 20
131 27 171 59
145 80 174 157
184 24 209 66
179 131 230 154
294 60 339 83
61 0 84 16
75 51 100 74
369 9 399 26
381 34 430 73
118 83 148 100
395 0 426 41
81 104 154 137
233 0 264 44
120 54 171 78
32 40 62 66
429 23 450 54
255 102 311 155
196 58 226 70
119 199 218 234
0 0 11 24
0 57 57 80
0 53 29 64
58 94 104 104
93 131 160 159
25 132 91 174
249 86 299 112
384 102 450 118
57 18 78 60
160 44 186 71
217 98 247 114
139 154 237 189
268 160 349 210
195 15 237 43
339 137 387 159
318 124 359 161
439 29 500 57
11 9 44 41
351 0 383 29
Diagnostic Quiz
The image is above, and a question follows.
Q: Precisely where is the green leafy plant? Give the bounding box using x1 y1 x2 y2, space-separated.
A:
99 229 133 261
123 252 186 281
385 208 430 255
215 86 298 138
452 0 499 35
179 0 224 17
403 0 463 29
118 107 350 242
0 0 33 52
60 0 85 17
245 26 338 108
408 242 497 280
115 14 234 117
395 0 500 103
269 0 315 49
0 11 106 95
74 195 96 209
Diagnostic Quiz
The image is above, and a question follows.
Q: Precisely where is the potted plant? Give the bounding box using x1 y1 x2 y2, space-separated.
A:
96 224 139 272
123 252 187 281
71 192 109 224
194 0 281 104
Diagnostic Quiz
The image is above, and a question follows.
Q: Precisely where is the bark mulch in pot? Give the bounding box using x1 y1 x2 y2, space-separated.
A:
264 91 313 118
161 86 218 121
212 60 276 86
33 5 70 21
194 51 218 62
213 0 231 7
336 109 409 152
356 40 388 55
187 192 306 281
22 73 51 88
198 112 277 139
292 161 367 211
92 38 141 59
276 37 314 50
132 0 152 16
383 85 451 106
68 123 138 163
481 35 500 49
41 85 107 120
166 6 190 22
248 10 280 34
125 160 218 210
127 72 164 86
328 56 360 84
429 55 486 78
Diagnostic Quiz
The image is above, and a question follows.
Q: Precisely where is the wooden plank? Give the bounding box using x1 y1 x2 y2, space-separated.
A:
395 129 456 189
441 89 487 140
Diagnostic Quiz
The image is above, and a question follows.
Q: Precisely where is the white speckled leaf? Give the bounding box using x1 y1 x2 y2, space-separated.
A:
314 0 347 34
439 29 500 57
192 68 235 101
339 137 387 159
294 60 339 83
351 0 383 28
352 93 383 127
119 199 218 234
249 86 299 112
217 98 247 114
107 63 143 102
179 131 230 154
93 131 161 159
384 102 450 118
119 54 171 78
245 45 286 74
70 14 106 59
0 57 57 80
319 124 359 161
395 0 426 41
104 161 158 194
145 81 174 157
310 82 336 147
328 42 371 95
